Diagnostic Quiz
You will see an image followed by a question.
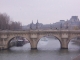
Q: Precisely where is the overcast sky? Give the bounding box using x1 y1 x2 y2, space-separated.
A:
0 0 80 25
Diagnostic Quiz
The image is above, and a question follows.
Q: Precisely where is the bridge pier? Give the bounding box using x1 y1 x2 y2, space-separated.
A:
0 38 7 50
61 38 68 49
30 38 38 49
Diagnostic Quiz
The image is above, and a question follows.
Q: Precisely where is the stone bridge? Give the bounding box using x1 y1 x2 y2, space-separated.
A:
0 30 80 49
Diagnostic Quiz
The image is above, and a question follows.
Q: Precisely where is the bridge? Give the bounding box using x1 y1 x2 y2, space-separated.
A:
0 29 80 49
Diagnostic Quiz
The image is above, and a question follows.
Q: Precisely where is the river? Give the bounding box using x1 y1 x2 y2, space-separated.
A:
0 37 80 60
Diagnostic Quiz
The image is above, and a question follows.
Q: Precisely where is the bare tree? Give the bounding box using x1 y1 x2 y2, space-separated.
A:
0 13 22 30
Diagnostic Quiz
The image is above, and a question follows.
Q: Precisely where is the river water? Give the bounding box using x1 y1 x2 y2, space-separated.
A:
0 38 80 60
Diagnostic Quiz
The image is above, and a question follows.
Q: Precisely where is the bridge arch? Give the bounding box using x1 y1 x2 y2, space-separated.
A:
37 35 62 49
6 36 31 49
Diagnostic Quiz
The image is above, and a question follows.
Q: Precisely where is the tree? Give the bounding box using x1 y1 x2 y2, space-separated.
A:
0 13 22 30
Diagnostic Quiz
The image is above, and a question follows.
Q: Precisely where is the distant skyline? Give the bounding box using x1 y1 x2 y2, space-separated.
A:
0 0 80 25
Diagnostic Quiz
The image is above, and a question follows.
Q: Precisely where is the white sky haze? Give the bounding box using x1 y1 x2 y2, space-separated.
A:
0 0 80 25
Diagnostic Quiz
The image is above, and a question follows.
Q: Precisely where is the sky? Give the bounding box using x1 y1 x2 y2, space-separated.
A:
0 0 80 25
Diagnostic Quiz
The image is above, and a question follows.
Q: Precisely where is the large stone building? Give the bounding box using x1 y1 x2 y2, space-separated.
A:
64 16 80 30
22 16 80 30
